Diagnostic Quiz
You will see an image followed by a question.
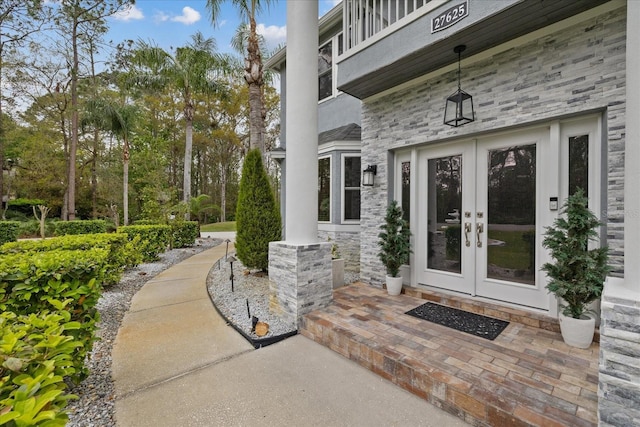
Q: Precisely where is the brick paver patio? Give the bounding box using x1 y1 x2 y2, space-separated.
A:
301 282 599 427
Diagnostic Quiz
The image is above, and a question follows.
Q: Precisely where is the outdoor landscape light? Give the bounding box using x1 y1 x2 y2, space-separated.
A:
363 164 377 187
444 44 475 127
227 255 237 292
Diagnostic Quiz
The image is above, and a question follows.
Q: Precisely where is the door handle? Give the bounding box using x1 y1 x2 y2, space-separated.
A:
476 223 484 247
464 222 471 247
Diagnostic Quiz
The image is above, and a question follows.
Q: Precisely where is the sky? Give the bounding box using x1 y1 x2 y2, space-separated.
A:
107 0 342 56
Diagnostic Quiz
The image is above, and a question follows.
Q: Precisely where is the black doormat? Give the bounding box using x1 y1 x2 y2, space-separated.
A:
405 302 509 340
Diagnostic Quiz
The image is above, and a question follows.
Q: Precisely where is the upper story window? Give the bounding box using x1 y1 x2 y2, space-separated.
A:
318 41 333 101
318 33 343 102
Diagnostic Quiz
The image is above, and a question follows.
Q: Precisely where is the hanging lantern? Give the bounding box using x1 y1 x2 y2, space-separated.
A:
444 45 475 127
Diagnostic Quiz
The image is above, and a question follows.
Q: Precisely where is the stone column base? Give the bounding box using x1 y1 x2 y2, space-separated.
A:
598 280 640 426
269 241 332 327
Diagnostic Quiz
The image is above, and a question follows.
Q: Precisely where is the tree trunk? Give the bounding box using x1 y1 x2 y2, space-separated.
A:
68 20 79 221
246 16 265 154
183 102 194 220
220 164 226 223
123 138 129 225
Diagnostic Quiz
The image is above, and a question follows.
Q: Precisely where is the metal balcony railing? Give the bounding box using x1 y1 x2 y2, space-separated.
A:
343 0 433 51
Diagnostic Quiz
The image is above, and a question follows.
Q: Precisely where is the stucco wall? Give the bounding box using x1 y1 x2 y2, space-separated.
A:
359 6 626 286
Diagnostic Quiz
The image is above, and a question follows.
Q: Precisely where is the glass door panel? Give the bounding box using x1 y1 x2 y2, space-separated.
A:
427 155 462 274
486 144 536 285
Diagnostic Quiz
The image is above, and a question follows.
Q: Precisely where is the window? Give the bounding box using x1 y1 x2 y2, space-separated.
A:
401 161 410 224
318 157 331 221
343 156 361 221
318 41 333 101
569 135 589 197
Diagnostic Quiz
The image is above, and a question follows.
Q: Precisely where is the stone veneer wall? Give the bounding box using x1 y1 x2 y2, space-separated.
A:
359 5 627 286
318 230 361 272
599 292 640 426
268 241 332 326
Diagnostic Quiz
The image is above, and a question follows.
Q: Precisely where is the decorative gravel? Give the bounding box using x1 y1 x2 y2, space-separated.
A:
206 255 297 341
65 237 221 427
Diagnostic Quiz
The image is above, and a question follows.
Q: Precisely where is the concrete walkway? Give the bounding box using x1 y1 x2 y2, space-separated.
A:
112 242 467 427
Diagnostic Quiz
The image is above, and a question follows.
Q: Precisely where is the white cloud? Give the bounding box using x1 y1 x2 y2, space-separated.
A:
171 6 201 25
257 23 287 48
153 11 170 23
112 4 144 21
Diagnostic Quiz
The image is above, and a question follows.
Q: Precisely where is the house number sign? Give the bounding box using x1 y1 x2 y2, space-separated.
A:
431 1 468 33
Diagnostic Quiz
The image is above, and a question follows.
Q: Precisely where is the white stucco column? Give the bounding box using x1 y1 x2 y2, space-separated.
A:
268 0 331 327
285 0 319 244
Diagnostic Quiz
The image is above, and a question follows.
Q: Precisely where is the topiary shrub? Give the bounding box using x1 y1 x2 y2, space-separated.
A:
0 221 20 245
235 149 281 271
54 220 107 235
378 200 412 278
170 221 199 249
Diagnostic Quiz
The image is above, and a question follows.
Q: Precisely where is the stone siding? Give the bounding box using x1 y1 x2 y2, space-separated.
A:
268 241 332 326
318 230 360 272
360 6 627 285
599 292 640 426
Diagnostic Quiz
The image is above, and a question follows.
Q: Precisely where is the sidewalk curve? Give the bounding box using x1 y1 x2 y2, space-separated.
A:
113 242 467 427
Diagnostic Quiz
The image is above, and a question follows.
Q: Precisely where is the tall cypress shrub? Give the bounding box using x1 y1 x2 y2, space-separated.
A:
235 149 281 271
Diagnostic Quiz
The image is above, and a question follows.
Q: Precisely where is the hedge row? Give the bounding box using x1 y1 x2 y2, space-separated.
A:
0 221 20 245
131 220 199 249
54 220 107 236
117 225 171 262
0 233 143 286
0 248 108 382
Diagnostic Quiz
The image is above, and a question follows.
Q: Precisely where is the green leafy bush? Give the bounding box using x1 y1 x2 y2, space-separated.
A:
0 311 80 426
54 220 107 236
117 225 170 262
0 221 20 245
0 248 108 380
6 198 47 216
235 149 281 271
170 221 199 249
0 233 142 285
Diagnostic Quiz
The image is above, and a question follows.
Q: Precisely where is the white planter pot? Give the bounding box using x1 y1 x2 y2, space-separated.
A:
558 312 596 349
332 259 345 289
386 275 403 296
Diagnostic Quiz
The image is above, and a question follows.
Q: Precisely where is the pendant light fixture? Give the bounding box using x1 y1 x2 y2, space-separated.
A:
444 44 475 127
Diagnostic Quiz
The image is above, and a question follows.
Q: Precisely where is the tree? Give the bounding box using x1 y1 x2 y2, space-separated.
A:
82 98 137 225
131 33 225 216
206 0 274 154
0 0 50 219
55 0 133 220
235 149 281 271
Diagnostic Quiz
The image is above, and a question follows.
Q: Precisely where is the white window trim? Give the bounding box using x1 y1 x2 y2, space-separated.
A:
318 155 332 223
341 153 361 224
318 32 343 104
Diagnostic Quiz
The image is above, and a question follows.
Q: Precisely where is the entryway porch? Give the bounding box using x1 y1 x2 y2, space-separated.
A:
301 282 599 427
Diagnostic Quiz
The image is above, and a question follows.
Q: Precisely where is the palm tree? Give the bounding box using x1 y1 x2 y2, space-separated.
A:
131 33 224 217
83 99 137 225
206 0 274 154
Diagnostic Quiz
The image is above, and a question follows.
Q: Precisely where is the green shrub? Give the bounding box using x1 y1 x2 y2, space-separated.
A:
0 221 20 245
170 221 199 249
0 248 108 380
117 225 170 262
378 200 412 278
132 220 159 225
6 198 46 216
54 220 107 236
0 310 80 426
0 233 142 285
235 149 281 271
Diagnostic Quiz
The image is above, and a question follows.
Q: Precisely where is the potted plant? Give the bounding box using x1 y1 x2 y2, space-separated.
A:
378 200 412 295
541 189 609 348
329 237 344 288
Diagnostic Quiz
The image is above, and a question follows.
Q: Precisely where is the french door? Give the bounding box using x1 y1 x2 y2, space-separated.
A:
416 128 550 310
